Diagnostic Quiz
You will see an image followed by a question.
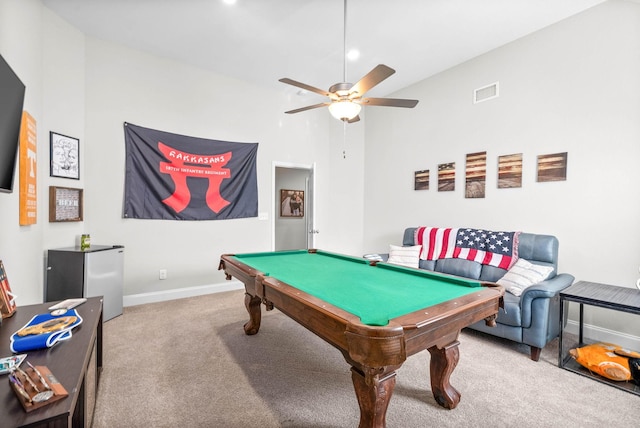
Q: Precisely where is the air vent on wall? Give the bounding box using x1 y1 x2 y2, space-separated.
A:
474 82 499 104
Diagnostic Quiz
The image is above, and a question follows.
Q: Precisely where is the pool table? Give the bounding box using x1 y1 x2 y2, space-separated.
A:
219 249 504 428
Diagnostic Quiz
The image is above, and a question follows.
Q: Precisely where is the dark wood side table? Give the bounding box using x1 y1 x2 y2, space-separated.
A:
0 297 103 427
558 280 640 395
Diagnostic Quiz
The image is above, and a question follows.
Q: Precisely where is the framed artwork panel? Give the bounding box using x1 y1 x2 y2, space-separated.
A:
438 162 455 192
414 170 429 190
465 151 486 198
50 132 79 179
49 186 83 222
537 152 568 182
498 153 523 188
280 189 304 217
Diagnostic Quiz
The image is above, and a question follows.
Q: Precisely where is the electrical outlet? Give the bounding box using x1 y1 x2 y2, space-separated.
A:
159 269 167 280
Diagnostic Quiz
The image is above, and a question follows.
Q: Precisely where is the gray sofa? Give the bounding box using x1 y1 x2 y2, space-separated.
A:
390 227 574 361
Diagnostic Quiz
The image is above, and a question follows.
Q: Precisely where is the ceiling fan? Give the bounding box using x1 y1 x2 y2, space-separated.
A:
279 0 419 123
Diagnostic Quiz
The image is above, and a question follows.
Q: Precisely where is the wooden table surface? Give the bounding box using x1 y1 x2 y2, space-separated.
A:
0 297 103 428
560 280 640 314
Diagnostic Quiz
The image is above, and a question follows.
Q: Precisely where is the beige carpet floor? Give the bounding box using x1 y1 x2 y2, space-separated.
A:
92 290 638 427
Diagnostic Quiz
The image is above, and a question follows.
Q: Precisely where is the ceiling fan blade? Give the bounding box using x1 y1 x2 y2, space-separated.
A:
279 78 332 98
359 97 419 108
349 64 395 97
347 115 361 123
284 102 331 114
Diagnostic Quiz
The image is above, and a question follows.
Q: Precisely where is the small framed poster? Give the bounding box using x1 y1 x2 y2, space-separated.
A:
280 189 304 217
50 132 79 179
49 186 83 222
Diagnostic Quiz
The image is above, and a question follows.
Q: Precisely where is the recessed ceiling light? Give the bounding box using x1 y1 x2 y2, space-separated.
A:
223 0 237 5
347 49 360 61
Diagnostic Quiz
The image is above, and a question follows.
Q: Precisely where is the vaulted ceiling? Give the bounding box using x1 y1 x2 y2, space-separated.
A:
43 0 605 99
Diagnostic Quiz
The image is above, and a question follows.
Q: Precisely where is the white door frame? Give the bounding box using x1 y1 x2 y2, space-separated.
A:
272 161 316 250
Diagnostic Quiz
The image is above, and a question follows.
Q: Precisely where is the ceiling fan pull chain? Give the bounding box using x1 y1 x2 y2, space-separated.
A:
343 121 347 159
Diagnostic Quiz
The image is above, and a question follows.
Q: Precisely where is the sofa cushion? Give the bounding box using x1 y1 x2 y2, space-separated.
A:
435 258 482 280
497 258 554 296
496 292 523 327
479 265 508 283
418 259 436 270
517 233 558 277
402 228 416 246
387 245 421 268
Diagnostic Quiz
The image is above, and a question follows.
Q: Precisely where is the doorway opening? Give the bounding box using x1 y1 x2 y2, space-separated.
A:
273 163 315 251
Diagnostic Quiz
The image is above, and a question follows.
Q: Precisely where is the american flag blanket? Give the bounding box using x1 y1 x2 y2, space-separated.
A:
414 227 520 270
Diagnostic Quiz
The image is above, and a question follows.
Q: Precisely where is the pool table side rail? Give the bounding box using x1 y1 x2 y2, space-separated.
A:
373 261 485 288
400 289 502 355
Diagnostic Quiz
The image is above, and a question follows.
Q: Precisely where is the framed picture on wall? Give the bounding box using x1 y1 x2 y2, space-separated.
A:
438 162 455 191
49 186 83 222
414 170 429 190
50 131 79 179
498 153 523 189
537 152 568 182
465 151 486 198
280 189 304 217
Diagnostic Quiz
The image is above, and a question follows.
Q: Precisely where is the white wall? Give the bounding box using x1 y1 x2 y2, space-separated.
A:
81 37 366 296
0 0 367 304
363 0 640 335
41 6 86 249
0 0 45 305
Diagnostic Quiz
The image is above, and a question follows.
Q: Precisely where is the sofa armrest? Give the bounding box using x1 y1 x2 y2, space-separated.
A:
520 273 575 326
521 273 575 299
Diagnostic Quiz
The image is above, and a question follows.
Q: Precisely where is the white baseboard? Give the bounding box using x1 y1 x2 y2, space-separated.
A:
564 320 640 350
123 280 244 307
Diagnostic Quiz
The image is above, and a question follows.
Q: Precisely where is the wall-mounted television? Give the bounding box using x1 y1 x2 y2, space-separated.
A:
0 53 26 193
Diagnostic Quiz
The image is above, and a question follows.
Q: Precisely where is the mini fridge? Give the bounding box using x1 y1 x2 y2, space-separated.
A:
46 245 124 321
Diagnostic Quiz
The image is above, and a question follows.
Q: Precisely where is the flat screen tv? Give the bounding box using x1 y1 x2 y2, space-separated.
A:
0 53 26 193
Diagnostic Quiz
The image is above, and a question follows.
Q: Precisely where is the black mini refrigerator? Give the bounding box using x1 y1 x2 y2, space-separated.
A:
46 245 124 321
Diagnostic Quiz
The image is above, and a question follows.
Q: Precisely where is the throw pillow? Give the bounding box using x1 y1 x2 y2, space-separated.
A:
496 258 554 296
387 245 421 269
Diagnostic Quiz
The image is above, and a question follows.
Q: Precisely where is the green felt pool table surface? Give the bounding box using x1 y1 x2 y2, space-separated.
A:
231 249 483 326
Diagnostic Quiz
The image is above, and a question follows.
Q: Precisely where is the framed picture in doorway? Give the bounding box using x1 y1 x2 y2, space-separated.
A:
280 189 304 217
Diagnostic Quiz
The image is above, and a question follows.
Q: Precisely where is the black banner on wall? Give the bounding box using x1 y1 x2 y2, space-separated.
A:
123 122 258 220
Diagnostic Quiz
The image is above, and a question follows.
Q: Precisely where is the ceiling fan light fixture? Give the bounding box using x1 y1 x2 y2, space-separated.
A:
328 100 361 121
278 0 417 122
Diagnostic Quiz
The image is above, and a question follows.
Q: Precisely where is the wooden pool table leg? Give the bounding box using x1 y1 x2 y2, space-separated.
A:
428 340 461 409
350 367 397 428
243 293 262 335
